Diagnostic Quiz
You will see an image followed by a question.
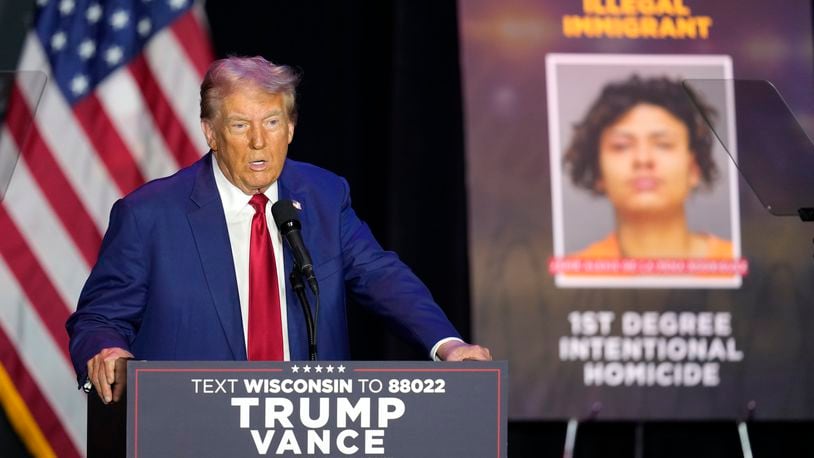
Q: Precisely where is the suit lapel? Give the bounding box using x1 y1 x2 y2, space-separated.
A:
278 163 311 360
187 153 247 360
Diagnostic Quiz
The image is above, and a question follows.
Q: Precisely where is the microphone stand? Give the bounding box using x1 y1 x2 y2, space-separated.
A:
290 265 317 361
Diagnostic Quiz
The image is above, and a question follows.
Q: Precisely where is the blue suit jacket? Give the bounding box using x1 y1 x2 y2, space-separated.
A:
66 153 460 382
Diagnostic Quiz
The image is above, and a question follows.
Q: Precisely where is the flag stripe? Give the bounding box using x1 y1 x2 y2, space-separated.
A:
144 25 210 156
1 136 89 309
0 256 86 453
73 94 146 195
96 70 180 181
129 54 201 168
5 86 103 267
0 206 72 362
0 328 79 458
170 10 214 77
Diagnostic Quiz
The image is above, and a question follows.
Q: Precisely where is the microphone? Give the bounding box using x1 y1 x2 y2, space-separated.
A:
271 199 318 295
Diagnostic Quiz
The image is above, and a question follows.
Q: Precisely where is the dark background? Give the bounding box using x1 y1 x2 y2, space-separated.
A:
0 0 812 456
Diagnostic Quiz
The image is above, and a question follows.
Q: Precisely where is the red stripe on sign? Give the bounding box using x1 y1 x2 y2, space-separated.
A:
0 327 80 458
0 205 72 362
128 54 201 168
170 10 214 77
73 93 146 195
6 86 102 267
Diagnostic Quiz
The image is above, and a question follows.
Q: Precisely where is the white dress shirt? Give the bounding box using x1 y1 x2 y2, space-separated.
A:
212 156 291 360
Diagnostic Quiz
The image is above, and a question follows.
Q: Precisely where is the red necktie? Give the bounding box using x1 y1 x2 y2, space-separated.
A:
247 193 284 360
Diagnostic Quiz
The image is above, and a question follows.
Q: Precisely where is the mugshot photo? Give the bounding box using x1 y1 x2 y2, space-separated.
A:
546 54 743 288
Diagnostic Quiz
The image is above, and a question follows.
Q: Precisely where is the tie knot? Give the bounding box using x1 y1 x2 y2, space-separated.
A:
248 193 269 214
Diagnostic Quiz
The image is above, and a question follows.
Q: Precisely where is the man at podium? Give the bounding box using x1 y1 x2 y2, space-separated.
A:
66 56 491 406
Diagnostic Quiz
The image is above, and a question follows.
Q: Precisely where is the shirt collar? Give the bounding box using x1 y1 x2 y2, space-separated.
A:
211 154 278 218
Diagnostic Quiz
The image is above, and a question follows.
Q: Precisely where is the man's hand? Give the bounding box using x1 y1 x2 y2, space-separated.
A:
87 347 134 404
437 340 492 361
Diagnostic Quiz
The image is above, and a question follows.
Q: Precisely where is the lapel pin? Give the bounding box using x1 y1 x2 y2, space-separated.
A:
292 200 302 210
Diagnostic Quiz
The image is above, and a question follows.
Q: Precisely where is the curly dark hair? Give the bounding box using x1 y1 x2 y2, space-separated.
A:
564 75 718 194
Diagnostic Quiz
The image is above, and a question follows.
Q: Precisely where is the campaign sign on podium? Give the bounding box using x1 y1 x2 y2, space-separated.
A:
126 361 508 457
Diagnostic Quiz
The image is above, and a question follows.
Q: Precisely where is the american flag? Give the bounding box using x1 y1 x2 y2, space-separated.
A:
0 0 212 455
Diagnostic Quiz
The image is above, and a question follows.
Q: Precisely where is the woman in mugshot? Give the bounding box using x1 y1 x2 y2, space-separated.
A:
565 75 732 259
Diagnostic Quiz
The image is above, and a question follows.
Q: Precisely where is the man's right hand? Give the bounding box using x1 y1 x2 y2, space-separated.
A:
87 347 134 404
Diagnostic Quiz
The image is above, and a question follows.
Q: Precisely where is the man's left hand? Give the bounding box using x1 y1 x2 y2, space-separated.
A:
437 341 492 361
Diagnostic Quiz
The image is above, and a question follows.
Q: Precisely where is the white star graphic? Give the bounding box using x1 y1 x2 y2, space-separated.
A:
302 365 311 373
78 39 95 59
137 18 151 37
50 31 67 51
86 3 102 23
337 365 346 373
59 0 75 15
168 0 188 10
70 74 88 96
291 365 300 373
326 365 334 373
104 46 123 66
110 9 129 30
315 365 323 373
